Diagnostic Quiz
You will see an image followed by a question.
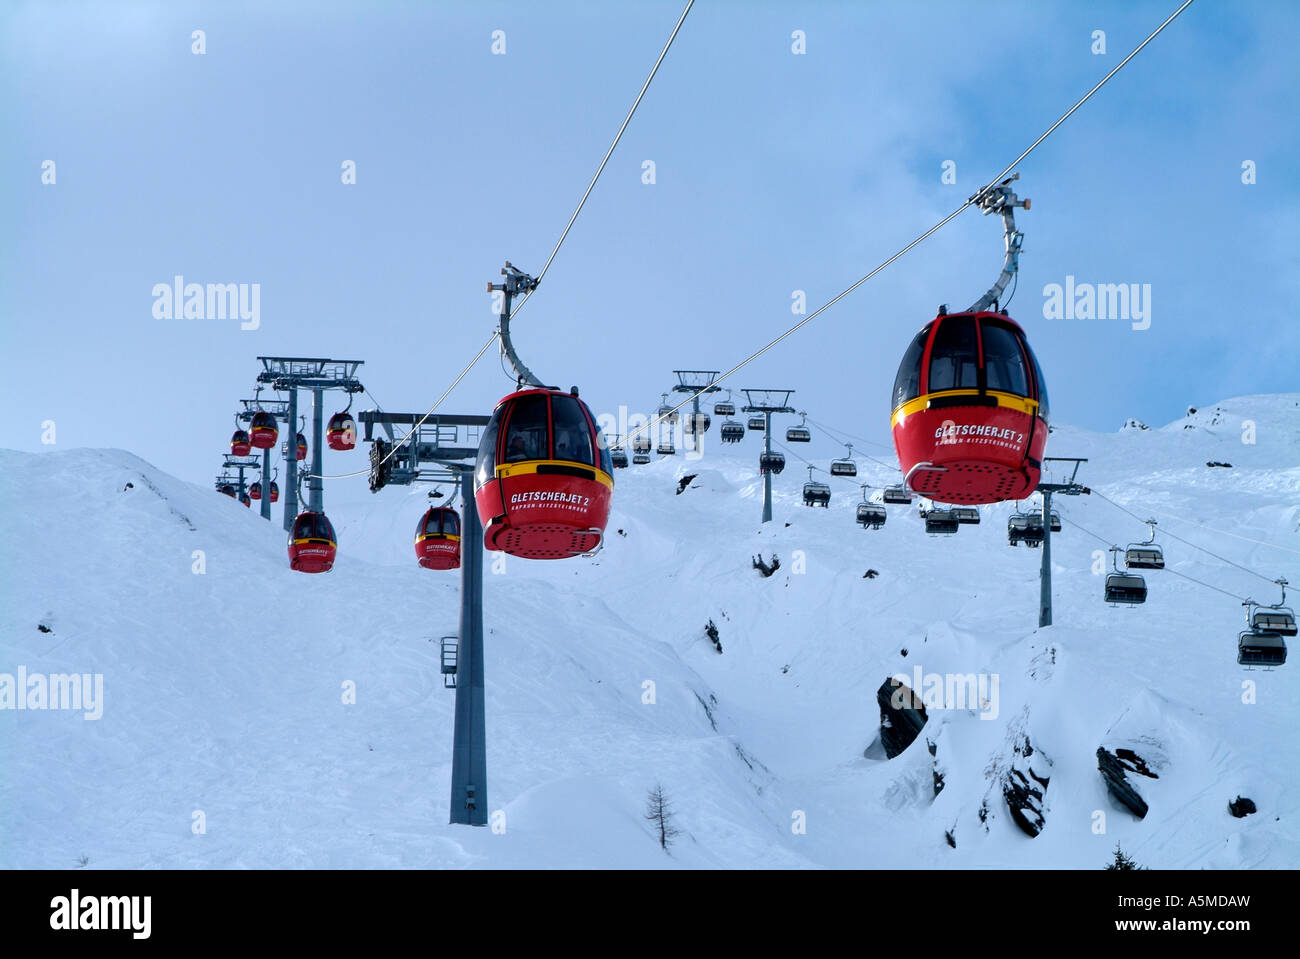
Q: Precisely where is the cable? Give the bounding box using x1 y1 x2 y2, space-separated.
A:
802 415 904 471
625 0 1197 445
1062 513 1253 604
309 331 500 480
1161 566 1251 603
1092 489 1281 585
1060 515 1115 549
309 0 695 482
495 0 695 328
1145 505 1300 559
536 1 693 287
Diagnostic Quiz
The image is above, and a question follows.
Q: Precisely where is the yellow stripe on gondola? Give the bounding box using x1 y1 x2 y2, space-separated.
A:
291 538 336 547
891 390 1040 427
415 533 461 544
495 459 615 491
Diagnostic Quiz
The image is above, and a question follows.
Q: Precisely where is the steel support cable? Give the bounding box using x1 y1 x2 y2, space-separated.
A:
312 0 695 481
1091 489 1283 584
625 0 1197 447
1061 514 1252 603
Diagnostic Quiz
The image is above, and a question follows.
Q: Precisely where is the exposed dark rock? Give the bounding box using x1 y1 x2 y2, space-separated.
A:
675 474 697 495
944 829 956 849
1097 747 1150 819
1206 461 1233 468
863 569 879 579
1228 796 1257 818
122 482 134 490
37 624 52 634
704 619 722 654
693 691 718 732
1003 734 1052 837
751 554 780 577
877 677 927 759
1115 748 1158 778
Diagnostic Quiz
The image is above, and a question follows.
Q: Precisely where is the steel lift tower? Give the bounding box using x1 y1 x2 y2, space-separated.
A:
359 408 491 826
256 357 365 532
238 396 291 521
741 389 796 524
221 455 262 502
671 370 720 453
1034 456 1090 628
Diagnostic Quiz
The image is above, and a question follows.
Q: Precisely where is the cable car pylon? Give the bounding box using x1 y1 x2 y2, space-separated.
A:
358 404 492 826
1034 457 1090 627
741 389 796 523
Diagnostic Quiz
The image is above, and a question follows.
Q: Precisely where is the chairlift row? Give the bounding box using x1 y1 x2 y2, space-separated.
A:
230 408 357 460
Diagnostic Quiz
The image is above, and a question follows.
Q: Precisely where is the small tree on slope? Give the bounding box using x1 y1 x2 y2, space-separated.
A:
645 784 680 851
1104 842 1143 870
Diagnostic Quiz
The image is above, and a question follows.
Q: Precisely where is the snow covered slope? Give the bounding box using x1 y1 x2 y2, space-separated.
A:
2 395 1297 869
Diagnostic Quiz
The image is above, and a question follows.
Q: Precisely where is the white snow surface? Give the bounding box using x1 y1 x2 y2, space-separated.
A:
2 394 1297 868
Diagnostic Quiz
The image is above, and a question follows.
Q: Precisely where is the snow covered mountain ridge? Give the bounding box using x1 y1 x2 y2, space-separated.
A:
1 394 1296 868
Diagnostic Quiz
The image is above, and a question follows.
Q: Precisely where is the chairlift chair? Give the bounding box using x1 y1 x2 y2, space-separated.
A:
759 451 785 475
683 412 711 436
857 503 887 529
802 466 831 507
882 485 912 505
720 421 745 444
657 394 679 426
748 415 766 431
1123 520 1163 569
713 391 736 417
829 443 857 477
786 412 811 443
953 507 981 525
1007 512 1030 545
1237 630 1288 667
1104 548 1146 605
1023 512 1046 547
924 509 960 535
1249 579 1296 636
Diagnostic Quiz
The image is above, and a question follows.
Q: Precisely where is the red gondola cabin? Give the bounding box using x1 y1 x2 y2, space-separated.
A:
891 310 1049 505
249 481 262 500
269 481 279 503
295 433 307 461
415 507 462 571
327 412 356 451
230 430 252 457
249 411 278 449
474 388 613 559
288 511 337 573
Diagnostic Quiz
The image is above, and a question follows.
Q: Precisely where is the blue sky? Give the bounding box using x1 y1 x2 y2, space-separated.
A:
3 0 1297 486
